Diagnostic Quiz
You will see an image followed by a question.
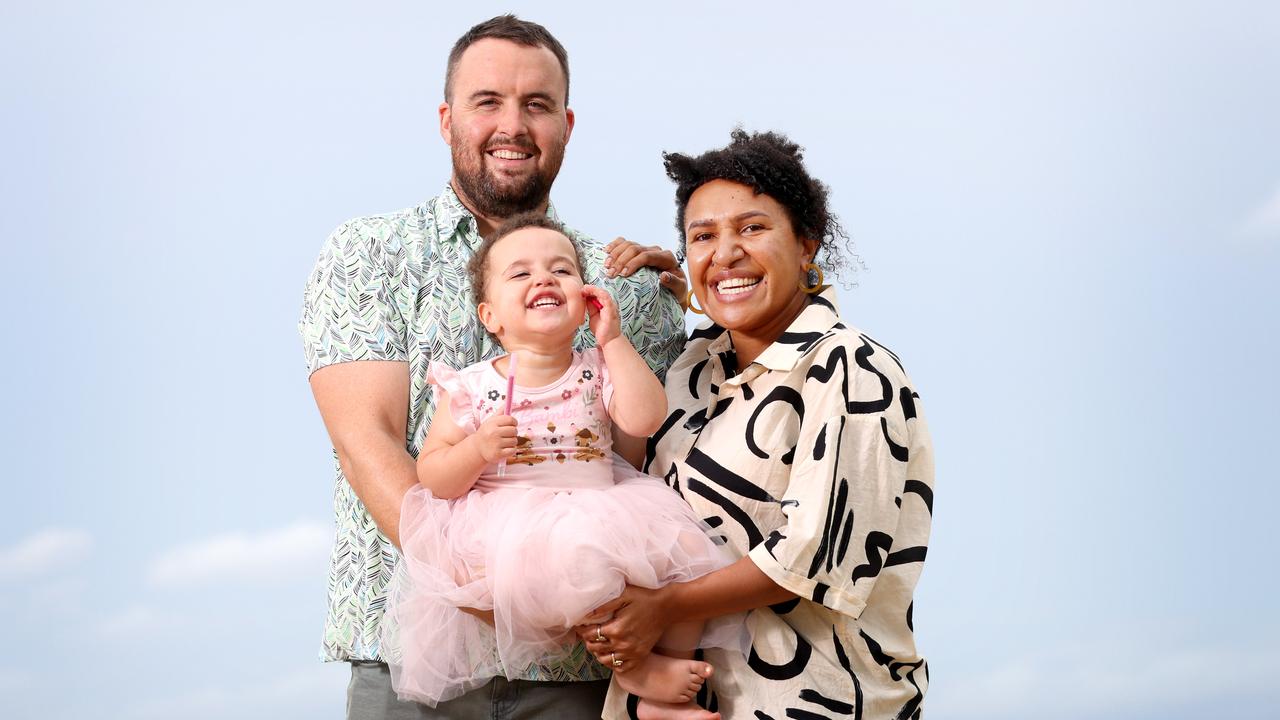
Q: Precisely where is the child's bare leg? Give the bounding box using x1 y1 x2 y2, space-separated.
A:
613 620 713 704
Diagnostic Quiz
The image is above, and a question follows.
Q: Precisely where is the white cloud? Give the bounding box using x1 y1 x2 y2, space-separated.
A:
147 522 329 588
935 642 1280 719
0 527 92 580
126 664 344 720
1241 184 1280 238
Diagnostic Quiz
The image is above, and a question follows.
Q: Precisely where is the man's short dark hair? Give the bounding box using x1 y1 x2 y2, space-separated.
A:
445 15 571 104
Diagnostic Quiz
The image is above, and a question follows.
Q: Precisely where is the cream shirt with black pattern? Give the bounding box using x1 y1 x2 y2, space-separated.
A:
605 287 935 720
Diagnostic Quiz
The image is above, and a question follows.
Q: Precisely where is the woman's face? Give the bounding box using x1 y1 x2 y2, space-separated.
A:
684 179 819 345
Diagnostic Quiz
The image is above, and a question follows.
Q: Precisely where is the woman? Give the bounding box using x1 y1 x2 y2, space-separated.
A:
583 130 935 720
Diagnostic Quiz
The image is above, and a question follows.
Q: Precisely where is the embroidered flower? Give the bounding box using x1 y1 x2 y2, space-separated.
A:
581 369 594 381
487 390 500 401
561 389 573 400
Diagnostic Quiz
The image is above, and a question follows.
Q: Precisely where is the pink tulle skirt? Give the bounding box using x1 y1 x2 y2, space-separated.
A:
382 465 738 706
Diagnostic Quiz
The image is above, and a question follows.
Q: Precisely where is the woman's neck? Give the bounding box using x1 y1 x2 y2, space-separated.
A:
727 294 812 372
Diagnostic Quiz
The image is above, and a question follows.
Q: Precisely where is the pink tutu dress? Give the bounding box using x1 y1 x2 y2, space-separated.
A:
382 349 737 706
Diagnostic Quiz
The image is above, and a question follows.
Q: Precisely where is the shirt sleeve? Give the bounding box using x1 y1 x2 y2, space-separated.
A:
426 362 477 432
299 220 409 376
748 405 912 619
615 271 686 384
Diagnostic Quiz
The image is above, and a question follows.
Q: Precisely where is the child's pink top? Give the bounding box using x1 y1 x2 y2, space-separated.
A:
428 349 616 492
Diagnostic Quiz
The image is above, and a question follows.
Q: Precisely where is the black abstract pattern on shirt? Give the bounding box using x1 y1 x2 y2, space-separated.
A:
605 288 934 720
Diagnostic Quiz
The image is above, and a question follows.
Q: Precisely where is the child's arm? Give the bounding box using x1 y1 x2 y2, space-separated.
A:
582 285 667 437
417 392 517 499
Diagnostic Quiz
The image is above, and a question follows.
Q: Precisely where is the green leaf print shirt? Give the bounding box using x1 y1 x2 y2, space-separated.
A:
299 185 686 678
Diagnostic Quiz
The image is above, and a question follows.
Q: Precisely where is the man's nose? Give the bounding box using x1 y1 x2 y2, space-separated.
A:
495 102 528 138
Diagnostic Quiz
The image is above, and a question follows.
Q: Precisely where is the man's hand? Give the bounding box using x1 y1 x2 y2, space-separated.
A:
603 237 688 305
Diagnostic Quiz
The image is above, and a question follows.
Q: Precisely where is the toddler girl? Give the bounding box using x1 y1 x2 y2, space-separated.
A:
383 213 735 719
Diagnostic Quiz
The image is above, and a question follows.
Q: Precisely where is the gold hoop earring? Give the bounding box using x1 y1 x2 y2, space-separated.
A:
799 263 824 294
685 289 706 315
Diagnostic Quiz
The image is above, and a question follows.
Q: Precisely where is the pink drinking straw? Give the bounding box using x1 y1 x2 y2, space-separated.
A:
497 352 518 477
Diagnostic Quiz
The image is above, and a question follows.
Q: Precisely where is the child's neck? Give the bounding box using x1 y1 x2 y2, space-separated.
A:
498 344 574 386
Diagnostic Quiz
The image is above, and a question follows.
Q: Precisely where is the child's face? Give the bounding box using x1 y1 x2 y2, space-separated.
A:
477 227 586 346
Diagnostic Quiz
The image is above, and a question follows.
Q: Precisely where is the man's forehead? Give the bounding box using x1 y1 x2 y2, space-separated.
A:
453 38 566 94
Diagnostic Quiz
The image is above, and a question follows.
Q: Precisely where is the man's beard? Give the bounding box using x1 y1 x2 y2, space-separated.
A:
451 131 565 219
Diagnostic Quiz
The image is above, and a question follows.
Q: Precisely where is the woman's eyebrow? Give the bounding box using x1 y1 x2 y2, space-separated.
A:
686 211 771 232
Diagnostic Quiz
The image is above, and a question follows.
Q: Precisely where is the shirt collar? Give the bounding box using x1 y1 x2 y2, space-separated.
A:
433 183 563 240
705 286 843 373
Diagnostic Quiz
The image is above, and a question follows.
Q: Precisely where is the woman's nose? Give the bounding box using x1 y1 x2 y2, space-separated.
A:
711 235 744 266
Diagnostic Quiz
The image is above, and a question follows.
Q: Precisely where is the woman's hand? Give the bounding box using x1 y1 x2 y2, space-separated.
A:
604 238 688 303
574 584 672 672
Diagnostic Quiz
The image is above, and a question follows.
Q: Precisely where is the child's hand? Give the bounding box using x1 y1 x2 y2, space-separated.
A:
582 285 621 347
473 414 518 464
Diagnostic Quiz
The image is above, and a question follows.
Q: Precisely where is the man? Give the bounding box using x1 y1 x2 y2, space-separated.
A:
299 15 685 720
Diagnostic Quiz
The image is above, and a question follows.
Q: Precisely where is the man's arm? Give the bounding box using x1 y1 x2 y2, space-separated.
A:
309 360 417 548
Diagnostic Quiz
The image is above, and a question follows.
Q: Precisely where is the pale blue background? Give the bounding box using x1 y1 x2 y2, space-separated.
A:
2 1 1277 718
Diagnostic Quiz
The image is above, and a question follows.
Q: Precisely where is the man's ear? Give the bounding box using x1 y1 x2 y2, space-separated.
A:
563 106 575 144
477 301 501 336
439 102 452 145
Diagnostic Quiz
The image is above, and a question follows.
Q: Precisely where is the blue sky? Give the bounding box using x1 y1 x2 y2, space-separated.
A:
2 1 1277 718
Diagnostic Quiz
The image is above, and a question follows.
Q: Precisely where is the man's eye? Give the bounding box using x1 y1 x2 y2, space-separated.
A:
527 101 548 112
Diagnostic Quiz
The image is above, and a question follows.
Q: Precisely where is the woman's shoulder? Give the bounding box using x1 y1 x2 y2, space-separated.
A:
792 322 920 408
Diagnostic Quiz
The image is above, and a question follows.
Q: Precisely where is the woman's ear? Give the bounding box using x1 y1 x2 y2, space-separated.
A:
801 237 820 265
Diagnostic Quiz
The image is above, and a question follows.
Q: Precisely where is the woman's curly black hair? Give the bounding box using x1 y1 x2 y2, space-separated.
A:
663 129 856 280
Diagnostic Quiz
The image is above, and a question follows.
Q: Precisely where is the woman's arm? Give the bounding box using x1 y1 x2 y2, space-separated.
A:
577 556 795 669
416 392 517 499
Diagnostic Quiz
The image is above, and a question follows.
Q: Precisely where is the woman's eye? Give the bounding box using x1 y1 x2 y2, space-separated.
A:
690 232 713 243
742 223 764 234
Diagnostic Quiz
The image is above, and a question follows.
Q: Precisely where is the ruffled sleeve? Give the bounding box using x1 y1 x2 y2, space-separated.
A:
426 362 478 433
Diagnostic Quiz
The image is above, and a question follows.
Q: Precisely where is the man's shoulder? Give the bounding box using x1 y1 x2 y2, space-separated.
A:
327 200 441 250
